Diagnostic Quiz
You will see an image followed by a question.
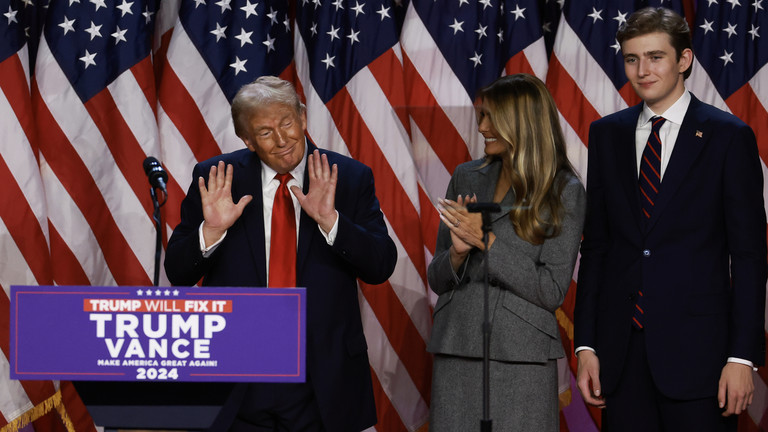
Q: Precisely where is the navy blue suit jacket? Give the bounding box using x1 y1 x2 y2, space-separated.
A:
574 95 767 399
165 141 397 431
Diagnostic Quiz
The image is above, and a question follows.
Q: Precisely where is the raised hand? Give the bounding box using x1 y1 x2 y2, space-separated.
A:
291 150 338 233
199 161 253 246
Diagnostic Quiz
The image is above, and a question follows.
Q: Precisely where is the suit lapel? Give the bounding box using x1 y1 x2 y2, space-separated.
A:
296 140 319 282
468 159 512 223
236 150 268 285
645 96 709 232
613 105 645 233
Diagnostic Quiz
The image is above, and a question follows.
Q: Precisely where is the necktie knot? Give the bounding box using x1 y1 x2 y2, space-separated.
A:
275 173 293 187
651 116 666 134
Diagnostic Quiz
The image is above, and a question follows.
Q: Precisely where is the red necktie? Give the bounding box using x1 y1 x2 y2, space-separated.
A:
268 173 296 288
633 116 666 329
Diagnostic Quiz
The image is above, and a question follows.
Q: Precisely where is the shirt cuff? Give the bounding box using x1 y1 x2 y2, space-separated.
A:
318 211 339 245
727 357 757 371
199 221 227 257
575 346 596 355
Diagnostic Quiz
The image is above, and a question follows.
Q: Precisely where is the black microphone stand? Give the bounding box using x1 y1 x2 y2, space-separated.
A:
149 186 166 287
467 202 500 432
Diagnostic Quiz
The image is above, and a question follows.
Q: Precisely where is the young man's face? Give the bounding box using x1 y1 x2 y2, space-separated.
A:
621 31 692 113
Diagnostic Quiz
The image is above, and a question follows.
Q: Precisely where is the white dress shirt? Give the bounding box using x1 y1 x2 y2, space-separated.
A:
198 142 339 282
634 90 690 180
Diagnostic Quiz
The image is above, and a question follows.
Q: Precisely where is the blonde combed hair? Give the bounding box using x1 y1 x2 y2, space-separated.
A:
231 76 305 138
477 74 575 245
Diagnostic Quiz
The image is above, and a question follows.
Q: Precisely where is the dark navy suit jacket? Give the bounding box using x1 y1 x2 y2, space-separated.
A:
574 95 767 399
165 141 397 431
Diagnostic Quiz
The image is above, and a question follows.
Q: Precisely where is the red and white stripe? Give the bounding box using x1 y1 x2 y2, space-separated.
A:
294 29 433 431
33 35 159 287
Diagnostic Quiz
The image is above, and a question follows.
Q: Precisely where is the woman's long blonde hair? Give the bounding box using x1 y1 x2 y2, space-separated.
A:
476 74 575 245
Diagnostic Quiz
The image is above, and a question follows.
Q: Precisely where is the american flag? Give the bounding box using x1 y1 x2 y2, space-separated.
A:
3 0 768 431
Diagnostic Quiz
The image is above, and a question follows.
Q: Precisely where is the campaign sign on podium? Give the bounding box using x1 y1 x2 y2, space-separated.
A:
10 285 306 383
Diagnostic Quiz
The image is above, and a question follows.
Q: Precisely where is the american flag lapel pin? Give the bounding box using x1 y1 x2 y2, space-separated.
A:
696 130 703 138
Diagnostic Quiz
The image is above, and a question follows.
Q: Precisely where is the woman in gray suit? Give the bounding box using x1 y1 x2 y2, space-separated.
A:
427 74 586 431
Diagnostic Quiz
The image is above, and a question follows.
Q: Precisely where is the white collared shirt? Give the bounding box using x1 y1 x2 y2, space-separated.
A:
198 143 339 282
260 147 306 273
634 90 691 180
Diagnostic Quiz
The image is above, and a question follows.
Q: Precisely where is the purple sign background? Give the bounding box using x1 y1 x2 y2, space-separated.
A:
10 286 305 383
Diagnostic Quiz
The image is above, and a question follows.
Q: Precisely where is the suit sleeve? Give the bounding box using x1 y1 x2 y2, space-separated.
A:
164 163 215 286
330 163 397 285
574 122 610 349
427 170 465 296
485 177 586 312
723 124 767 365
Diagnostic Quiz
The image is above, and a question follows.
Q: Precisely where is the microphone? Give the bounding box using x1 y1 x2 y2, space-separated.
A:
143 156 168 193
466 202 501 213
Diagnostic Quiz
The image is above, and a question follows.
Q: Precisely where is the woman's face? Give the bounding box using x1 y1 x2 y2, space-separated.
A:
476 101 511 157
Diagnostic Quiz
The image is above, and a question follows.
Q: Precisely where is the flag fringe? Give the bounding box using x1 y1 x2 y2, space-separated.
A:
0 390 75 432
555 307 574 341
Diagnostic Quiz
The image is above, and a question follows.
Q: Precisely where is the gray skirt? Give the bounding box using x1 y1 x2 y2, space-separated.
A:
429 354 558 432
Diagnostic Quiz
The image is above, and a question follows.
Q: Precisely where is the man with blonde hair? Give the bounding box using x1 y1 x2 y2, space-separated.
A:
165 76 397 431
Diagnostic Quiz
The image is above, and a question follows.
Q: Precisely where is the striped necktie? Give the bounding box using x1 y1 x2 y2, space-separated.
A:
633 116 666 329
639 116 666 223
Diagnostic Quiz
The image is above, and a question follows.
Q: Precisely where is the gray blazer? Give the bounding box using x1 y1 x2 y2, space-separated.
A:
427 158 586 363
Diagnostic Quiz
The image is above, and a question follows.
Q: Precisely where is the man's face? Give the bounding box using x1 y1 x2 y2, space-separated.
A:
621 32 692 113
242 102 307 174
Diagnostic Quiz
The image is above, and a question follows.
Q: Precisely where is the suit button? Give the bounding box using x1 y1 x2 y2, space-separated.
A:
629 293 637 301
489 278 499 287
642 249 651 257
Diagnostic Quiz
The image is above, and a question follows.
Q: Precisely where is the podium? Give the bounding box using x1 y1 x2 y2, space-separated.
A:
10 285 306 431
72 382 237 431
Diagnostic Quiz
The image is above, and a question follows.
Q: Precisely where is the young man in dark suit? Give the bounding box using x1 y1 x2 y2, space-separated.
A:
165 76 397 431
574 7 766 431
